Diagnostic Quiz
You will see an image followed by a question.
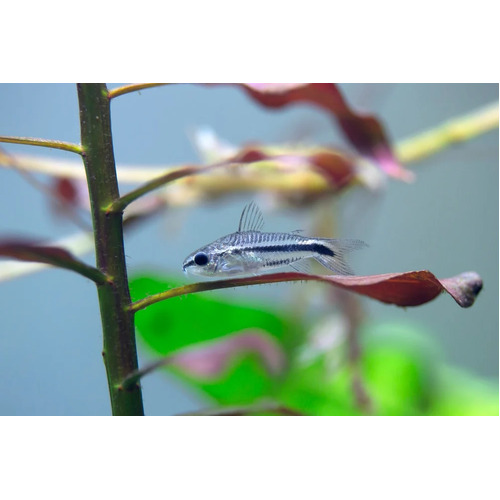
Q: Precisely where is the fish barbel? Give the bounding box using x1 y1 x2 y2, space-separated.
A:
183 202 367 278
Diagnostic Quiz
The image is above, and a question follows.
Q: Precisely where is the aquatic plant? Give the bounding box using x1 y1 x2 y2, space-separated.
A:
0 83 497 415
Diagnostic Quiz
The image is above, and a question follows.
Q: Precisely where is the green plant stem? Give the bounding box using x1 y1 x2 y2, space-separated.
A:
0 135 83 154
77 83 144 416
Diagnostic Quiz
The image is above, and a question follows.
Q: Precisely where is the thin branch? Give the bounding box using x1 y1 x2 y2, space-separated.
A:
0 146 92 231
120 357 170 389
0 135 83 155
396 101 499 163
121 353 301 414
108 83 172 99
0 240 109 285
108 162 241 212
179 403 303 416
128 274 309 313
334 290 374 414
0 151 172 182
0 231 94 283
108 165 201 212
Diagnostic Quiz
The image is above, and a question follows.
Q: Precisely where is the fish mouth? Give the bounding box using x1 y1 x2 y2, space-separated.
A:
182 258 194 273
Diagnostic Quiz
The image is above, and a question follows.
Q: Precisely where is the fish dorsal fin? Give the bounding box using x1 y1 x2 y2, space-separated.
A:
238 201 265 232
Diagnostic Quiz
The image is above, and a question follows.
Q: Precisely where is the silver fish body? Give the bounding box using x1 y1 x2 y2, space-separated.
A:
182 203 366 279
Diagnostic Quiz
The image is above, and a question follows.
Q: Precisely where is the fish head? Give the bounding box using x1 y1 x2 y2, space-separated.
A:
182 243 220 277
183 236 249 278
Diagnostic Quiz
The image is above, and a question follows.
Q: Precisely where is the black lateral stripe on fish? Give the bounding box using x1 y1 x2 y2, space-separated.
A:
237 243 335 257
182 202 367 278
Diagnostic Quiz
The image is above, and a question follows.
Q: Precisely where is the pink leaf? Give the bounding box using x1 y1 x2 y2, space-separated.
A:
167 329 286 379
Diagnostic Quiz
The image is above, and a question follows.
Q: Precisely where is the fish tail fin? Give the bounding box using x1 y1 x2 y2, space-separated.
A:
314 238 367 275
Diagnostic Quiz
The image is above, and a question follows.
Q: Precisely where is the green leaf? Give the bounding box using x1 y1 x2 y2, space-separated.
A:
287 320 498 416
359 322 499 416
279 359 361 416
359 322 440 415
130 273 302 405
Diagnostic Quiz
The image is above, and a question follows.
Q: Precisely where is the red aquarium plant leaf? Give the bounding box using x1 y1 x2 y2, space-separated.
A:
130 271 483 312
318 270 483 308
210 83 412 181
52 177 90 210
54 177 79 205
0 238 106 284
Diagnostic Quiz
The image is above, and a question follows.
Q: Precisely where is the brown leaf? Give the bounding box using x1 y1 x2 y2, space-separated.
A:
210 83 412 181
312 270 483 308
0 238 106 284
131 270 483 313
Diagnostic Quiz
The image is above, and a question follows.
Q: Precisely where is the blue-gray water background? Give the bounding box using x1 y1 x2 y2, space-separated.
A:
0 83 498 415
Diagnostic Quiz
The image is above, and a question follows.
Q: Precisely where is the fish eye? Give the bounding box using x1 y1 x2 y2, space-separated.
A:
194 252 209 266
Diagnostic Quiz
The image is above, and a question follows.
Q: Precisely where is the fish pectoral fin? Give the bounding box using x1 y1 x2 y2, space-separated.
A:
314 254 354 276
217 252 248 274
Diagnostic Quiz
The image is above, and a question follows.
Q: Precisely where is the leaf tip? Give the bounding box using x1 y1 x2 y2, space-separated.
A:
441 271 483 308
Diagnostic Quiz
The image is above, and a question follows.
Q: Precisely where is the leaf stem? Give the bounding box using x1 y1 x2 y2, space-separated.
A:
120 358 171 390
128 276 304 313
0 135 83 155
108 165 201 212
396 101 499 163
77 83 144 416
108 83 172 99
180 402 302 416
108 162 240 212
335 290 373 414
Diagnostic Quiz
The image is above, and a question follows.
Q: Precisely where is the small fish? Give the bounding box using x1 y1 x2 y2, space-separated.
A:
183 202 367 278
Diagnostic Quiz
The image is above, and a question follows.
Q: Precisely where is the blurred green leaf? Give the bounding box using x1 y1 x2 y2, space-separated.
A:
359 321 440 415
279 359 361 416
130 273 301 405
429 366 499 416
278 320 498 416
360 322 498 416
